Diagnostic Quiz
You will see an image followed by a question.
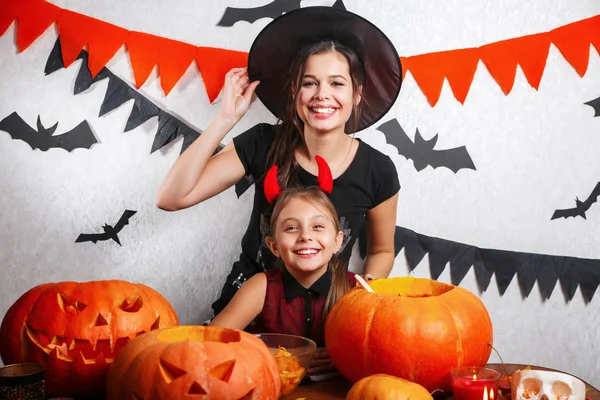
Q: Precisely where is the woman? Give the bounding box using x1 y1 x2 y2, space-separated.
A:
156 7 403 315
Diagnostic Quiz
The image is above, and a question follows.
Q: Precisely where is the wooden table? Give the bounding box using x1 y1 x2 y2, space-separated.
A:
291 364 600 400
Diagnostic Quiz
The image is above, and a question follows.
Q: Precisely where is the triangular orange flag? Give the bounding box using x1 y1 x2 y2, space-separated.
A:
196 47 248 103
0 0 60 52
514 33 551 90
480 33 551 94
127 31 196 95
479 39 520 95
441 48 480 104
399 56 409 82
551 15 600 77
16 0 60 52
0 0 22 36
57 10 129 77
403 53 445 107
404 48 479 106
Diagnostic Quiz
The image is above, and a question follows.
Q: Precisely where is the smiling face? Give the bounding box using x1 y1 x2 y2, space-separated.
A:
267 196 343 275
296 51 361 135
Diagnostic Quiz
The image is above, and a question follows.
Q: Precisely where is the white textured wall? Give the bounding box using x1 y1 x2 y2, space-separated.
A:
1 0 599 388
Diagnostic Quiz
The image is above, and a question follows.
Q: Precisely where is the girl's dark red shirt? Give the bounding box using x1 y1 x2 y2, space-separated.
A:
246 268 356 346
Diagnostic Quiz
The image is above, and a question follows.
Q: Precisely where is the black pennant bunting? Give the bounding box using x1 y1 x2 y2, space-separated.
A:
537 256 561 299
44 39 67 75
124 95 160 132
74 58 111 94
45 37 249 196
46 37 196 154
559 259 579 301
473 249 494 292
358 225 600 302
516 253 543 298
484 249 518 295
575 259 600 302
99 77 132 117
426 238 459 280
449 246 476 285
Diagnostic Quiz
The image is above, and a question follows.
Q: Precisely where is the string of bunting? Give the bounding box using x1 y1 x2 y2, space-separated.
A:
1 0 599 106
44 38 255 196
358 225 600 303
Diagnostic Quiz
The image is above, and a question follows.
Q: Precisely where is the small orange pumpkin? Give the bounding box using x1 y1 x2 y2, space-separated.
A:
106 326 281 399
0 280 178 398
325 277 493 392
346 374 434 400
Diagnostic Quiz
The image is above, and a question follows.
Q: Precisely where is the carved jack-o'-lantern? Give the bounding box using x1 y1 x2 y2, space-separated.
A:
107 326 281 400
0 280 179 398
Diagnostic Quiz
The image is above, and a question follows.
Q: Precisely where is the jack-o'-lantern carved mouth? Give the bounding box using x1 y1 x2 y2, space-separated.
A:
24 317 160 364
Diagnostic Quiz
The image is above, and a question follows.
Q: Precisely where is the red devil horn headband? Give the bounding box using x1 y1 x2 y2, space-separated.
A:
264 155 333 204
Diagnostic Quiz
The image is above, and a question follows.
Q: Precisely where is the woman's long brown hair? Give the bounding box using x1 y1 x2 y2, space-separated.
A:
266 40 367 188
268 186 351 319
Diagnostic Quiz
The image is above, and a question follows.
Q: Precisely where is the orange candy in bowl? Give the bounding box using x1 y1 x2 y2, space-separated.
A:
255 333 316 398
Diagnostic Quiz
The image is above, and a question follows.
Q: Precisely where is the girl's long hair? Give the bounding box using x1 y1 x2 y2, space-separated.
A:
266 40 367 187
268 186 351 319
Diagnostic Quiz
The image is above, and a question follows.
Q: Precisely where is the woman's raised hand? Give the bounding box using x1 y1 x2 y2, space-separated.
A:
218 67 260 123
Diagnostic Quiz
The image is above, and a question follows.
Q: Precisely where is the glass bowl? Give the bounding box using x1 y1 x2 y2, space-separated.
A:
255 333 317 398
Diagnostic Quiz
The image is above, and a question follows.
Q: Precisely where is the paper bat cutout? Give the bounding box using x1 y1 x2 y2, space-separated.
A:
584 95 600 117
551 182 600 220
377 118 476 173
75 210 137 246
0 112 98 152
217 0 301 26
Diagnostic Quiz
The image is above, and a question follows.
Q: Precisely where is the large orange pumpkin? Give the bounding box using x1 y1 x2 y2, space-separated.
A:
346 374 434 400
325 277 493 392
0 280 178 398
106 326 281 399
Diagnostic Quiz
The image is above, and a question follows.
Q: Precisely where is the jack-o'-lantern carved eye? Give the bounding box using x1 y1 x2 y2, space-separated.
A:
57 293 87 315
158 358 239 395
120 296 143 313
158 358 186 384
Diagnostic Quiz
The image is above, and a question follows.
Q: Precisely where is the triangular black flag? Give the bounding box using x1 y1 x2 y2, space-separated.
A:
473 248 494 292
449 245 475 285
124 94 160 132
515 253 543 298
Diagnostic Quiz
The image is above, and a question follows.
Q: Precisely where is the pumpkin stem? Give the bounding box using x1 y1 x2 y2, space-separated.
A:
487 343 511 390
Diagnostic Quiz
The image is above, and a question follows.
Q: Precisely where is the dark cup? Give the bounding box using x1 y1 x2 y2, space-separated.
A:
0 363 45 400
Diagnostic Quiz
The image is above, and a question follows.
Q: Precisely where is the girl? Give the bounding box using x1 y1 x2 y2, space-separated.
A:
210 160 355 374
156 7 402 315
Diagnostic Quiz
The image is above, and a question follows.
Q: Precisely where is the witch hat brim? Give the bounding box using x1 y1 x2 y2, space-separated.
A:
248 7 402 132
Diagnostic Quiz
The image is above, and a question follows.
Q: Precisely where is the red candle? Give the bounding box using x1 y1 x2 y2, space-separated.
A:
451 367 500 400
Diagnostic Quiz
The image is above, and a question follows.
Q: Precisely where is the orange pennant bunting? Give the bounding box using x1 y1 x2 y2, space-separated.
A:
15 0 60 52
551 15 600 76
58 10 129 77
399 56 409 82
0 0 22 36
514 33 551 90
480 33 551 94
0 0 598 106
196 47 248 103
0 0 60 52
127 31 196 95
404 48 479 106
479 40 520 95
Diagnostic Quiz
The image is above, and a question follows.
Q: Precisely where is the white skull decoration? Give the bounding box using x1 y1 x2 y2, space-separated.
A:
511 370 586 400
